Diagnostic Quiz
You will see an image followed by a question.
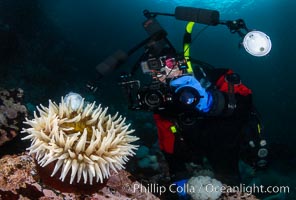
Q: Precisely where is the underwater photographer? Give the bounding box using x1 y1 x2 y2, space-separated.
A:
90 6 271 198
147 54 268 183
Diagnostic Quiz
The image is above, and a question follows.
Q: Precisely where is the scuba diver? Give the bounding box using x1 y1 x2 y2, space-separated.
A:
151 54 268 184
90 6 271 196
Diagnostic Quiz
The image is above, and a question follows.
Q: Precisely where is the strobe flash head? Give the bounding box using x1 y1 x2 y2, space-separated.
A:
243 31 272 57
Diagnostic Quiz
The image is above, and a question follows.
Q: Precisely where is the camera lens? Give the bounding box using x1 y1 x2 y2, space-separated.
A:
145 92 162 108
179 90 196 105
175 87 200 107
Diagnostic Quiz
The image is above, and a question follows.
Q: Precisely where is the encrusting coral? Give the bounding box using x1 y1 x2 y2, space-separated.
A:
22 92 139 185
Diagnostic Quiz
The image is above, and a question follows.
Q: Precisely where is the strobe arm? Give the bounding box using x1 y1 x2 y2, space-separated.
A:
220 19 249 37
95 6 221 79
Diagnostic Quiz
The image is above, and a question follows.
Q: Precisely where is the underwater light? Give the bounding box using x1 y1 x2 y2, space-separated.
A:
242 31 272 57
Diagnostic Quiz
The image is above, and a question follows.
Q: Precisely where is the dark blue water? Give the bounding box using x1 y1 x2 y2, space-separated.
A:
0 0 295 199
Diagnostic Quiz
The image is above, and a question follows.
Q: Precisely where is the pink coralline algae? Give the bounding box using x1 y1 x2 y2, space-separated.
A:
0 88 27 146
0 152 160 200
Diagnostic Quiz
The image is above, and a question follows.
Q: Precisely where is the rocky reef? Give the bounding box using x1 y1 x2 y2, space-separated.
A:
0 88 27 147
0 152 159 200
0 152 261 200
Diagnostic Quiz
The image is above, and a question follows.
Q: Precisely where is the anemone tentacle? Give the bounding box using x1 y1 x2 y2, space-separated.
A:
22 95 139 184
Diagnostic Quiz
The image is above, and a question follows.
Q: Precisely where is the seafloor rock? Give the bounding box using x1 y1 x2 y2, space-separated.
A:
218 185 260 200
0 153 261 200
0 152 160 200
0 88 27 147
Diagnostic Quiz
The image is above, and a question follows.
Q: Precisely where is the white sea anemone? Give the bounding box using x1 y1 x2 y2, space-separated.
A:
22 93 139 185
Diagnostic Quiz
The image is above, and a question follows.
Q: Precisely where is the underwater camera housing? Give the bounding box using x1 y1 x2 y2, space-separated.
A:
119 55 190 111
137 79 173 111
